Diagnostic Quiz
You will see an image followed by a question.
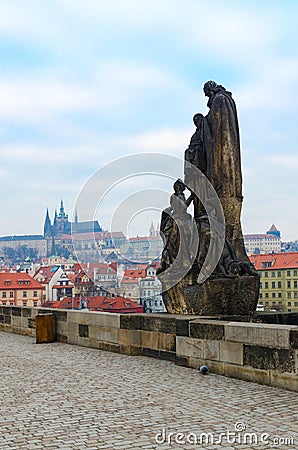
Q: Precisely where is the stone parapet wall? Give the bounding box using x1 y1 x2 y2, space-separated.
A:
0 306 297 392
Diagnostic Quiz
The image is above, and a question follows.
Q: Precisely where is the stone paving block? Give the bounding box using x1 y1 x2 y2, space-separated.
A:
225 322 297 348
220 341 243 365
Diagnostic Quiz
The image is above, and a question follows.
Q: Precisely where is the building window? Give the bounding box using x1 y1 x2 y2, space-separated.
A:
287 292 291 299
33 301 38 307
33 291 38 297
10 292 13 298
272 282 275 288
278 281 282 288
2 292 6 298
265 282 268 289
22 301 27 306
277 271 281 277
23 291 27 298
5 280 11 285
260 282 262 289
265 293 269 298
10 302 13 306
272 293 276 298
265 272 268 278
288 302 292 306
294 281 297 288
287 281 291 288
287 270 291 276
271 272 275 277
294 270 297 276
295 302 298 307
259 293 263 298
278 293 282 298
265 301 269 305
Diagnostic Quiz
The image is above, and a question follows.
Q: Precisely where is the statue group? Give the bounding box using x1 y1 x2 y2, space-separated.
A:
158 81 260 316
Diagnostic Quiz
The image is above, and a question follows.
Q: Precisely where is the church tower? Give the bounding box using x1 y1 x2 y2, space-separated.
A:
43 208 52 237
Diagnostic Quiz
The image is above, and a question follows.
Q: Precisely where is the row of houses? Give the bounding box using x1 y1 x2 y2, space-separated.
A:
0 258 164 313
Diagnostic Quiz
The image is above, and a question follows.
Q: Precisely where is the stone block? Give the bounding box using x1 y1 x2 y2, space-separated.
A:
142 347 160 359
187 356 206 370
225 322 297 348
11 316 23 328
78 324 89 338
120 314 142 330
141 315 176 334
189 320 225 340
159 350 176 362
12 307 22 316
52 310 68 322
243 345 296 372
204 340 220 360
97 341 121 353
91 312 120 328
176 336 204 358
175 355 189 367
118 329 141 347
97 326 119 344
224 363 270 385
56 334 68 344
290 330 298 349
141 330 159 350
56 321 68 336
28 318 35 329
3 306 11 316
68 311 88 324
67 321 78 337
22 308 33 317
4 315 11 325
220 341 243 365
269 371 298 392
159 333 175 352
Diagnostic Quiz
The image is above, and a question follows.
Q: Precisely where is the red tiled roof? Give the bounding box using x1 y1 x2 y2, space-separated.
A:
0 272 44 290
48 295 143 313
34 266 59 282
249 252 298 270
123 269 146 278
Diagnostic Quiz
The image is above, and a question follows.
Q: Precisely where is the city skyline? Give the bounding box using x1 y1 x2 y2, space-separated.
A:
1 1 298 239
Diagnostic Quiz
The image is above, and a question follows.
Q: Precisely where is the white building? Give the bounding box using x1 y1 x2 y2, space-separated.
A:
244 224 281 256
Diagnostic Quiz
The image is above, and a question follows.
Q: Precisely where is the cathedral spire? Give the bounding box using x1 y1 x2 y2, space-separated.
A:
60 199 65 217
43 208 52 237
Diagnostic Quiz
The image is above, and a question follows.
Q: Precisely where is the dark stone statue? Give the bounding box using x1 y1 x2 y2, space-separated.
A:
158 81 260 316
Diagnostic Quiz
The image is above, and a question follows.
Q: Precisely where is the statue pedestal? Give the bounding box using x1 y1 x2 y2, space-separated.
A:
161 275 260 316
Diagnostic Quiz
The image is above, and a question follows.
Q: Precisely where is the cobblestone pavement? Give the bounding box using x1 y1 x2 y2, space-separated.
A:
0 331 297 450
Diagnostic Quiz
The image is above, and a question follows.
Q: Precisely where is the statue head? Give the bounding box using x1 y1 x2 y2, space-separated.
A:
173 178 185 194
203 81 224 97
193 113 204 127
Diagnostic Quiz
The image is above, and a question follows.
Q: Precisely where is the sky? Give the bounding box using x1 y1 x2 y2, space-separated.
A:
0 0 298 240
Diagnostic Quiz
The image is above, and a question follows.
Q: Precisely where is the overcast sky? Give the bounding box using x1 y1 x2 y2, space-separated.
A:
0 0 298 240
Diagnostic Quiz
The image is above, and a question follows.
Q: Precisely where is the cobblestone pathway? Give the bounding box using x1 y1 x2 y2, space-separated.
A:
0 331 297 450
